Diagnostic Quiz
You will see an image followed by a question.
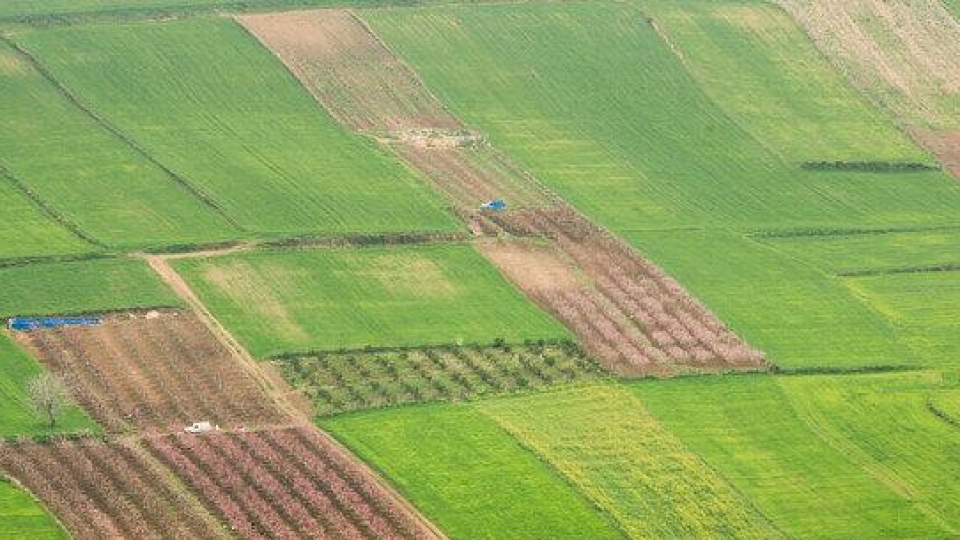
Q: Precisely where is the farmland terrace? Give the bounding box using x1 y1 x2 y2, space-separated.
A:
1 1 959 539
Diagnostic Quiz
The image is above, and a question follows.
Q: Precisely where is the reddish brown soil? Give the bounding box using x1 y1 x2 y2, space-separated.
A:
910 129 960 179
0 439 225 540
147 427 441 540
239 10 459 132
480 206 766 375
16 310 287 433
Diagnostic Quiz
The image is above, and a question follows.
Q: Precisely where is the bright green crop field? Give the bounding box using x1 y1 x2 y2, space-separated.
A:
0 181 87 260
15 19 458 237
0 39 237 249
632 373 960 539
0 479 67 540
363 3 960 233
324 404 621 540
173 245 569 356
758 229 960 275
0 258 181 317
0 335 95 437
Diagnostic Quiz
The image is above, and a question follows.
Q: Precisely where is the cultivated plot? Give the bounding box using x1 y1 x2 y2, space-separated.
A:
279 342 602 417
15 310 287 433
627 230 913 369
16 18 458 236
0 438 226 540
173 245 569 356
478 384 779 539
147 427 440 540
0 39 237 248
0 257 180 318
363 3 960 232
633 373 960 538
0 180 88 260
325 404 623 540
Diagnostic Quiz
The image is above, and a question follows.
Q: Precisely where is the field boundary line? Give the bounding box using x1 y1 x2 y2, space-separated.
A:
750 224 960 240
143 254 307 425
926 398 960 432
0 35 246 234
837 263 960 278
0 162 106 249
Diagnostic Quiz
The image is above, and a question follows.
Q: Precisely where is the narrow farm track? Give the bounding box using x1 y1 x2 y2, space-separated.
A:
240 9 767 376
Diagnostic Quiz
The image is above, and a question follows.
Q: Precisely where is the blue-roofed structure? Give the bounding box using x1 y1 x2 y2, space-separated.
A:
7 316 102 332
481 199 507 211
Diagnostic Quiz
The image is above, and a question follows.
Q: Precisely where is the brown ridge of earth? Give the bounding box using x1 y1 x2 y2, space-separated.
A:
240 7 767 376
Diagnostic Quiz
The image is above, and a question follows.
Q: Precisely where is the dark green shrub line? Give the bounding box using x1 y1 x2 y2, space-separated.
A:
141 240 244 255
836 263 960 278
268 337 579 360
800 160 939 172
1 430 103 445
926 399 960 431
0 252 112 270
772 364 920 376
260 230 472 249
751 224 960 240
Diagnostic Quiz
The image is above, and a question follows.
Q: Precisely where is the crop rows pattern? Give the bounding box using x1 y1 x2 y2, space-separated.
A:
147 427 439 540
0 438 224 540
279 342 601 416
18 310 286 432
483 206 766 374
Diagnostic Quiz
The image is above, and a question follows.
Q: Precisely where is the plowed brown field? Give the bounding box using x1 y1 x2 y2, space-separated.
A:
15 310 287 432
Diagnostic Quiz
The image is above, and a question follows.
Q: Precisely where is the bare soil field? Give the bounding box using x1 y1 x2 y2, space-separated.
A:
15 310 287 433
910 129 960 179
239 9 459 132
147 427 440 540
0 438 225 540
776 0 960 129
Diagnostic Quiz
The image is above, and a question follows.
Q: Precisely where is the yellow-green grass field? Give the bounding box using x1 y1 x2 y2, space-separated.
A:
478 385 779 539
15 18 458 237
0 258 181 318
173 245 569 357
631 372 960 539
324 404 622 540
0 181 87 260
0 40 238 249
0 479 67 540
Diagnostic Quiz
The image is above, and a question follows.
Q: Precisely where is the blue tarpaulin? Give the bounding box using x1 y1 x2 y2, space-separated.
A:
7 316 102 332
481 199 507 211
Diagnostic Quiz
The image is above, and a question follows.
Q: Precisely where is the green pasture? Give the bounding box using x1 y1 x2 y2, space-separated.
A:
17 18 457 237
0 39 237 249
324 404 622 540
0 181 87 260
0 335 95 437
0 478 67 540
173 245 569 356
627 229 912 369
632 373 960 539
364 3 960 233
844 272 960 367
0 258 181 317
759 229 960 275
478 385 778 539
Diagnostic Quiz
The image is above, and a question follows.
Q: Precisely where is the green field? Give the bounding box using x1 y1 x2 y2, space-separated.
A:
0 181 88 260
632 373 960 539
844 272 960 367
0 39 237 249
627 230 912 369
478 385 779 539
758 229 960 275
0 335 96 437
324 404 622 540
16 19 457 237
0 258 181 317
174 245 569 356
364 3 960 233
0 479 67 540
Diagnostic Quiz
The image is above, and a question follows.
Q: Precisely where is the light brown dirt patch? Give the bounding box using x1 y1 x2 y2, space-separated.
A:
910 129 960 179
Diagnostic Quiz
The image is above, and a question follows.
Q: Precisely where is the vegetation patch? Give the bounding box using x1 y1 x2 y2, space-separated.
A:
0 477 68 540
173 244 569 356
800 161 938 172
278 341 602 417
